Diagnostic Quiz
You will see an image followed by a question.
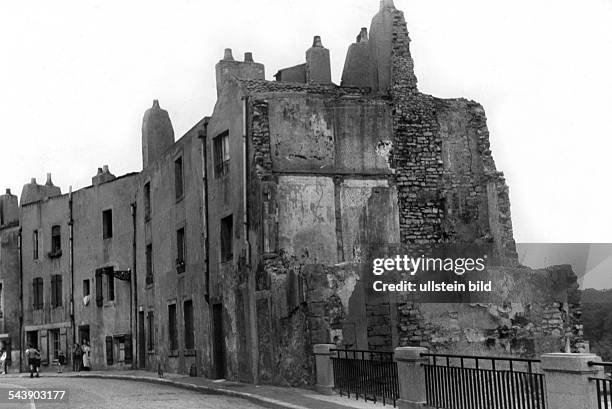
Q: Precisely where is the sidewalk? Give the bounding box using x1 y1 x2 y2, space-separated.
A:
1 368 385 409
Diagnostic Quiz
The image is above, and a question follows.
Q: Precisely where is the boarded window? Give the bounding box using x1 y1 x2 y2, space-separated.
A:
213 131 230 178
147 311 154 351
175 156 184 199
168 304 177 351
51 274 62 307
144 182 151 220
106 335 113 365
33 230 39 259
220 215 233 262
51 225 61 254
95 270 103 307
102 209 113 239
184 300 194 349
32 277 43 309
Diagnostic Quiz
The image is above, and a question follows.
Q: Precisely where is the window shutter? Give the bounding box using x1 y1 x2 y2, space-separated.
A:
38 278 44 309
124 335 133 364
32 279 37 309
106 336 113 365
57 275 62 306
95 270 103 307
51 275 57 307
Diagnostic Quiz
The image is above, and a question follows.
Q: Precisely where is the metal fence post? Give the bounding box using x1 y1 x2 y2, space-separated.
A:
541 352 603 409
314 344 336 395
394 346 429 409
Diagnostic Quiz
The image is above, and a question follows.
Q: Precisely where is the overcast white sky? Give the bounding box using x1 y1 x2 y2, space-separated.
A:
1 0 611 243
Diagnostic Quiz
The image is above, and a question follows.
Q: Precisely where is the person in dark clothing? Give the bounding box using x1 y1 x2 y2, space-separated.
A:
57 350 66 373
25 345 40 378
72 343 82 372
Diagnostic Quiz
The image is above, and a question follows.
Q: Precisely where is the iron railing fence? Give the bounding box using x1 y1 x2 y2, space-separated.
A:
589 361 612 409
421 353 546 409
330 348 399 406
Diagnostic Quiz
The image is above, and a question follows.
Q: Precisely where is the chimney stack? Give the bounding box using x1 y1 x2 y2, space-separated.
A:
215 48 265 97
306 36 332 85
142 100 175 169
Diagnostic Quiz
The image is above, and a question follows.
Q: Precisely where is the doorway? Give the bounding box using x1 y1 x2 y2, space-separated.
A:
138 311 145 368
212 303 225 379
78 325 90 345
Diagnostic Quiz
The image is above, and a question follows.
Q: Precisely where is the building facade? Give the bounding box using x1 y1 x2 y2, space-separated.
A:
0 0 582 383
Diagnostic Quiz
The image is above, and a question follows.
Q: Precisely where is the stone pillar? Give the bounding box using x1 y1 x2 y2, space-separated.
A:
313 344 336 395
394 347 428 409
541 352 603 409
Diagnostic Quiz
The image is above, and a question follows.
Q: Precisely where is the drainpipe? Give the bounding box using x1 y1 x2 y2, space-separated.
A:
242 96 257 383
18 227 23 372
130 202 137 369
199 124 213 377
69 186 75 348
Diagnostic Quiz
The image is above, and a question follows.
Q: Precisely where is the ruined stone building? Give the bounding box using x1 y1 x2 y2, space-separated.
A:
0 0 581 385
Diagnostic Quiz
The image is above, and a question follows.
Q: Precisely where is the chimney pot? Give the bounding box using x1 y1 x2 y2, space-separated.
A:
223 48 234 61
244 52 253 62
312 36 323 48
5 188 10 195
103 165 109 173
152 99 160 109
46 173 53 186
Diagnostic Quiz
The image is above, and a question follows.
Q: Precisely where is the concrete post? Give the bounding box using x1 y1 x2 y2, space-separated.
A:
313 344 336 395
394 347 429 409
541 353 604 409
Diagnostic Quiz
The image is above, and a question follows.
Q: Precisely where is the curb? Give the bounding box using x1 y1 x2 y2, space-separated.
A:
63 373 309 409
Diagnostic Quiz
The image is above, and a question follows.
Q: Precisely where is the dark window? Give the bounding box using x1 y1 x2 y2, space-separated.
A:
95 270 103 307
144 182 151 220
176 227 185 264
33 230 39 259
147 311 154 351
102 209 113 239
220 215 233 262
107 270 115 301
32 277 43 309
213 131 230 178
51 225 61 254
83 279 90 297
51 274 62 307
175 157 184 199
106 335 113 365
146 244 153 284
168 304 177 351
184 300 194 349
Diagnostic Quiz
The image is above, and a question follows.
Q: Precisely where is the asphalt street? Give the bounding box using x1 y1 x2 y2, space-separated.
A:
0 377 267 409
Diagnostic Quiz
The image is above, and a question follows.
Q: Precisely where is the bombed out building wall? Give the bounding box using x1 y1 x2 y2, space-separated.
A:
226 0 583 386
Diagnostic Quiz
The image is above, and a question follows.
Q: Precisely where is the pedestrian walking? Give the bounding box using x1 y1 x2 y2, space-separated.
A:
82 340 91 371
72 343 82 372
25 344 40 378
57 350 66 373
